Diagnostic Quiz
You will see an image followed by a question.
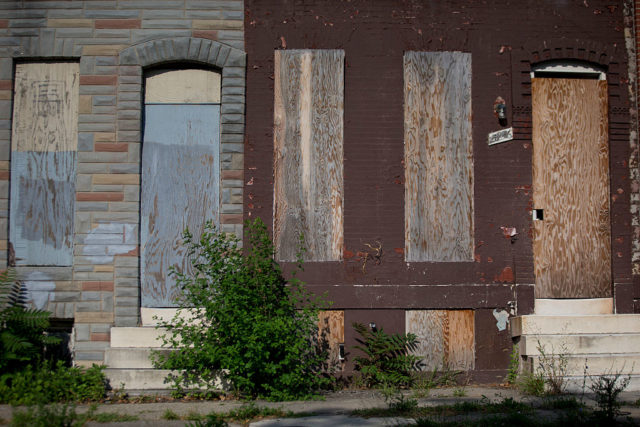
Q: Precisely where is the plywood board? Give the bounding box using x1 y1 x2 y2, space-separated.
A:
532 78 610 298
318 310 344 370
10 62 79 266
12 62 79 152
406 309 475 371
404 52 474 262
273 50 344 262
145 69 221 104
141 104 220 307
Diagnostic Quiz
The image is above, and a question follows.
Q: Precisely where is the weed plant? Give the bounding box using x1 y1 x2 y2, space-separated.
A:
589 369 631 423
352 322 423 388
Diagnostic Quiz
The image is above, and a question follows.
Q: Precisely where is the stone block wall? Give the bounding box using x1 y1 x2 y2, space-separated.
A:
0 1 245 366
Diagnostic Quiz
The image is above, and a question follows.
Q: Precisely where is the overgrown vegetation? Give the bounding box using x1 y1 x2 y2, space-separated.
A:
0 269 107 405
0 361 106 405
0 269 60 373
352 322 423 388
153 219 331 400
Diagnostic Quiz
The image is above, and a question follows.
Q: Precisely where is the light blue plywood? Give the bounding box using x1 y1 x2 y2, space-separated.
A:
10 151 76 266
141 104 220 307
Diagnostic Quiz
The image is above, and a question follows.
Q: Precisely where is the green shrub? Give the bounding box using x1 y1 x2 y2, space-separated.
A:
0 361 106 405
352 322 423 388
0 269 61 373
153 218 330 400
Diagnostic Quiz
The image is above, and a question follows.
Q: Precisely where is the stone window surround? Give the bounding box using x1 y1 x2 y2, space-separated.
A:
117 37 246 326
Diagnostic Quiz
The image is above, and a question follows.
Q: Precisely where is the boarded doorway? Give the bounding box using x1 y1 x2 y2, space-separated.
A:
140 69 221 308
531 76 611 299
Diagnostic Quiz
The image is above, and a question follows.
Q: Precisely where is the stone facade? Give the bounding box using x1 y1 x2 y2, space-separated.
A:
0 1 245 366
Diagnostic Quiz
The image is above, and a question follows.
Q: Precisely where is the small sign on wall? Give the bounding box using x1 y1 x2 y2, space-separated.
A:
488 127 513 146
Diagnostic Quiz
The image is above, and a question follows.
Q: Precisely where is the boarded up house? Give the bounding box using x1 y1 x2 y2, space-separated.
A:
244 0 640 386
1 0 640 389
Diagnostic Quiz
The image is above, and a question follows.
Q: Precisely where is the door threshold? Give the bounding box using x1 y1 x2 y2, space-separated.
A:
534 298 613 315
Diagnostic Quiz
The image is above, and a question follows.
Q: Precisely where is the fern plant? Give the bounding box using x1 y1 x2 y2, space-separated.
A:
352 322 423 387
0 269 60 373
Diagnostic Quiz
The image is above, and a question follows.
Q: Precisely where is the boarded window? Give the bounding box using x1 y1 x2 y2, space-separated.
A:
404 52 473 262
273 50 344 262
406 309 475 371
10 62 79 266
141 69 221 308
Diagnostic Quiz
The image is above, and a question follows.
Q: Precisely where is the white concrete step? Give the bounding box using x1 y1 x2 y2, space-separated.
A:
110 327 172 348
105 368 229 391
534 298 613 315
105 348 173 369
511 314 640 337
563 375 640 392
105 368 175 390
526 353 640 376
519 334 640 356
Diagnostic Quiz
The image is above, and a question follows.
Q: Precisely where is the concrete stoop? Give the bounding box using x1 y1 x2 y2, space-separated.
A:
104 327 174 390
511 314 640 391
105 327 229 391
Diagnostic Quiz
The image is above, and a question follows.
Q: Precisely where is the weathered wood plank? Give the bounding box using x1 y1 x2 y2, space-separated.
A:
12 62 79 152
532 78 610 298
145 69 221 104
404 52 473 262
10 62 79 266
318 310 344 370
273 49 344 262
406 309 475 371
141 103 220 307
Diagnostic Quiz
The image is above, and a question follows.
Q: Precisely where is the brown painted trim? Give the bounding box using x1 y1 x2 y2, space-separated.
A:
304 283 519 310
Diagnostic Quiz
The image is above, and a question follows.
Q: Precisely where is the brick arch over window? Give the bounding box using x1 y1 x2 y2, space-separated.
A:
114 37 246 326
510 38 624 133
510 37 634 313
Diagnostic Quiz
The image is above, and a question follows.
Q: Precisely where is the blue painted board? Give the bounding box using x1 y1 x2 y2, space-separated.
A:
141 104 220 307
10 151 76 266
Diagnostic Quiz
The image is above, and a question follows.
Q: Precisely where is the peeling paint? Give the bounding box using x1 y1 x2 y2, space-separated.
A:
492 308 509 331
83 223 137 264
23 271 55 310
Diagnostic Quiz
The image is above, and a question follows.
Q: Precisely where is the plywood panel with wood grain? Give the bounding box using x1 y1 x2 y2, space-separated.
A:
273 49 344 262
318 310 344 370
145 69 221 104
141 103 220 307
406 309 475 371
404 52 474 262
10 62 79 266
532 78 610 298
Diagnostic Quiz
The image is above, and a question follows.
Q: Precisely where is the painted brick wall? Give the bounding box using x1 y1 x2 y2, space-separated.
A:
245 0 636 379
0 1 245 366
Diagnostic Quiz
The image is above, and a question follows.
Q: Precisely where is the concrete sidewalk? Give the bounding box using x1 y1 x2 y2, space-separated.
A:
2 386 640 426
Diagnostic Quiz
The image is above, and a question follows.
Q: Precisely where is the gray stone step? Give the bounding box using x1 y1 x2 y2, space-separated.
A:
105 348 173 369
519 334 640 356
511 314 640 337
105 368 229 391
